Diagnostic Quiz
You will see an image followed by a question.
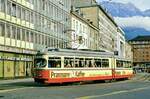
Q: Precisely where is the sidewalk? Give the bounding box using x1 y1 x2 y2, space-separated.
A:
132 73 150 81
0 78 34 85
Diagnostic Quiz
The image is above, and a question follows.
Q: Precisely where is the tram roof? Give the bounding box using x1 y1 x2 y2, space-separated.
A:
38 48 114 58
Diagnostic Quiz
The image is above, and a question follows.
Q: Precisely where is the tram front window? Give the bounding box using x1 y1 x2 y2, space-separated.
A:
34 58 47 68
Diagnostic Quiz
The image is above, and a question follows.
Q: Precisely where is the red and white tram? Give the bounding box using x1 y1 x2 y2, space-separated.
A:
32 48 133 84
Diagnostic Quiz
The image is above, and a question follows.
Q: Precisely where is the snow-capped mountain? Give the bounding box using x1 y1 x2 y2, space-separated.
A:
143 9 150 16
123 27 150 40
100 1 143 17
100 1 150 40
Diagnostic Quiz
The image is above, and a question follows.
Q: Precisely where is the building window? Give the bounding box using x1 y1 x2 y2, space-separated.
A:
26 10 30 22
0 0 5 12
42 0 46 10
30 32 34 43
30 12 34 23
22 9 25 20
17 6 21 19
76 21 78 31
6 24 11 38
0 22 5 36
12 26 16 39
7 1 11 15
22 29 25 41
12 3 16 17
17 28 20 40
26 31 29 42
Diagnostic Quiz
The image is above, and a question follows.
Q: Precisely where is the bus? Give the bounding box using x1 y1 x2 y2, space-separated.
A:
32 48 133 84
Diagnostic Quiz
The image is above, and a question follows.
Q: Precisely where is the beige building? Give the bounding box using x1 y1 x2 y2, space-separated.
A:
125 42 133 62
70 10 99 50
72 0 119 53
129 36 150 67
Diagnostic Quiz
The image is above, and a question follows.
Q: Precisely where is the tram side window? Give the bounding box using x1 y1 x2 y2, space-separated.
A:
48 57 61 68
95 59 102 67
64 57 74 68
85 58 93 67
79 58 84 68
102 59 109 68
116 60 123 68
75 58 79 67
124 61 131 68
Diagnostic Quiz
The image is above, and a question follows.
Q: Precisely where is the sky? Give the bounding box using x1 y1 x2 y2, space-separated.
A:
96 0 150 11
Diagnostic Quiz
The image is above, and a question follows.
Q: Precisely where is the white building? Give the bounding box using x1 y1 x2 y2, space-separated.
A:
116 27 126 58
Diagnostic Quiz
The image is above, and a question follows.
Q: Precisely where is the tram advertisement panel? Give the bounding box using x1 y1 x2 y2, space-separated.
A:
50 69 112 78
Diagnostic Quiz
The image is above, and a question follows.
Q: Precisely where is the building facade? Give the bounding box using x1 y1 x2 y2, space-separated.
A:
116 27 125 58
72 0 119 53
125 42 133 62
129 36 150 67
70 10 99 50
0 0 71 79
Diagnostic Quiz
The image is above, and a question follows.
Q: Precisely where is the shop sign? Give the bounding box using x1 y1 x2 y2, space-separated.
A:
0 45 5 51
4 46 22 53
22 49 36 54
4 56 16 60
20 58 33 61
15 58 21 61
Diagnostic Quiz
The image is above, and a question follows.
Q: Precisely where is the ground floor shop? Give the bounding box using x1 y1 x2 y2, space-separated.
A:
0 51 35 79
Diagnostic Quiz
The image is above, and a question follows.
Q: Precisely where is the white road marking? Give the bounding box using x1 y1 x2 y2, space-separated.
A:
76 86 150 99
0 87 34 93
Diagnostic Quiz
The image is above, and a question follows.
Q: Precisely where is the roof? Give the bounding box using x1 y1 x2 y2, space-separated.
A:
37 48 114 58
129 36 150 41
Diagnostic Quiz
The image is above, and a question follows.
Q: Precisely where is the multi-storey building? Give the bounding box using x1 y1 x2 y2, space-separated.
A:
116 27 125 58
72 0 119 53
0 0 71 79
125 42 133 62
129 36 150 67
70 10 99 50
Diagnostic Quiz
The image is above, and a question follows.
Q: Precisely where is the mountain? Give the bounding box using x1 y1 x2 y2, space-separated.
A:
123 27 150 40
100 1 143 17
143 9 150 16
100 1 150 40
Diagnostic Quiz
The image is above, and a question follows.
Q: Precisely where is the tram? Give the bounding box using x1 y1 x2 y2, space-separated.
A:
32 48 133 84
